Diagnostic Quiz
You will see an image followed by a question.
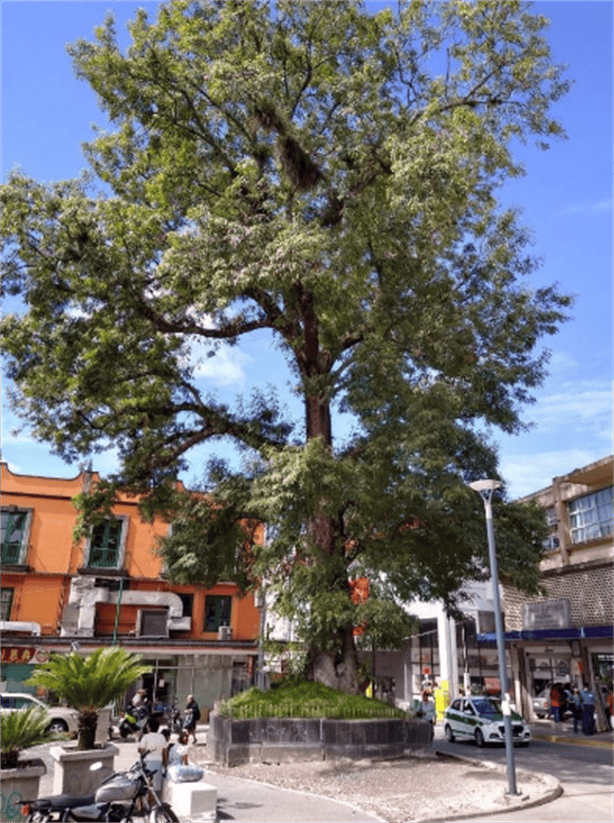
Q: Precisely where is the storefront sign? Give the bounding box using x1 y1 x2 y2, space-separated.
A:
0 647 50 665
522 599 571 630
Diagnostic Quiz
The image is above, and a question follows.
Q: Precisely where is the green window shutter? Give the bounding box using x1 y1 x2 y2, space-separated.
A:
1 511 28 564
204 595 232 632
89 519 123 568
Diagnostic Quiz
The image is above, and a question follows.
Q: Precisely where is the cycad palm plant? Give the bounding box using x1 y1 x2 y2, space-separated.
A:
1 706 56 768
26 647 151 750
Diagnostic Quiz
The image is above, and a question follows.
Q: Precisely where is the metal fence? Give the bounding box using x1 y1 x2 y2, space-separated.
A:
219 700 405 720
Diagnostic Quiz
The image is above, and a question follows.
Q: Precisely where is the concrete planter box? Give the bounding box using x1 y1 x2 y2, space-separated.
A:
50 743 119 796
209 712 433 766
0 760 46 821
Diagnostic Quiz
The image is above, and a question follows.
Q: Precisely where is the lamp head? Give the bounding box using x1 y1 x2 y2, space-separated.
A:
468 479 502 493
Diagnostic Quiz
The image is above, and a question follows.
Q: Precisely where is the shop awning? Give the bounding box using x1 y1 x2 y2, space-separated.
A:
477 625 613 644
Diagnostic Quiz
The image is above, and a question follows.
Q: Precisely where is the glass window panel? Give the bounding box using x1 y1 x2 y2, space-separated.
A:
1 511 27 564
1 588 14 621
568 486 613 544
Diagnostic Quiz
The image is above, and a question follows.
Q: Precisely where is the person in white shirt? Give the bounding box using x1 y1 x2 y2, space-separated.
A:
138 716 167 792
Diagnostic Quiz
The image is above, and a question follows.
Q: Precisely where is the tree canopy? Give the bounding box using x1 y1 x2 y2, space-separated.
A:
2 0 571 692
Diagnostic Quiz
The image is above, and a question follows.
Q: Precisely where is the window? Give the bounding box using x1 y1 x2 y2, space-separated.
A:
1 509 32 564
543 507 560 552
177 593 193 619
568 486 613 544
1 588 14 621
204 595 231 632
87 519 125 568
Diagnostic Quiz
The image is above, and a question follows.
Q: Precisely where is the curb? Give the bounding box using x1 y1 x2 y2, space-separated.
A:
423 750 563 821
531 731 612 749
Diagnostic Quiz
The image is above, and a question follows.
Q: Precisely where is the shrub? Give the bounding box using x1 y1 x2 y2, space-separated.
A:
219 680 406 720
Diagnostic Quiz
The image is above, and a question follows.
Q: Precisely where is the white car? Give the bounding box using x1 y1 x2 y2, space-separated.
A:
0 692 78 735
444 696 531 747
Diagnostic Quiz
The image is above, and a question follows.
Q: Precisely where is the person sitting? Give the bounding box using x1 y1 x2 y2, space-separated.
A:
165 729 204 783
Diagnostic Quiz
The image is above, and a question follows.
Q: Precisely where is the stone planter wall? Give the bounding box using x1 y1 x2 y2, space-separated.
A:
0 761 46 821
50 743 119 796
209 713 433 766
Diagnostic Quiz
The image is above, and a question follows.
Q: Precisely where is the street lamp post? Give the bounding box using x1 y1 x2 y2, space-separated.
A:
469 479 519 797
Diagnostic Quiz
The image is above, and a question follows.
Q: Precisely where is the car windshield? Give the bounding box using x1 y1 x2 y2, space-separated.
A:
472 699 501 717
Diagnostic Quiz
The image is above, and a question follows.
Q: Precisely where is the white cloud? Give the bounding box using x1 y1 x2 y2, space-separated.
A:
191 343 253 386
527 382 612 434
501 448 609 500
561 199 612 216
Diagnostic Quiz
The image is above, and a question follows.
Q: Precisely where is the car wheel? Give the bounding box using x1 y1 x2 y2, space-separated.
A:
474 728 485 747
444 724 455 743
46 718 69 735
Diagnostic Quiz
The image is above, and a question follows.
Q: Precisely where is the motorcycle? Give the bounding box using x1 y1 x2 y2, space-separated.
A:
119 704 150 740
161 699 182 736
20 750 179 822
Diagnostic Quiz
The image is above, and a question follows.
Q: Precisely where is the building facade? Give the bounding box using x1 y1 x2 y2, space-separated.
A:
0 463 262 714
496 456 613 728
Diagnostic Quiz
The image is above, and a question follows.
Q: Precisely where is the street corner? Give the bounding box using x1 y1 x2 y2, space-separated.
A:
430 750 563 821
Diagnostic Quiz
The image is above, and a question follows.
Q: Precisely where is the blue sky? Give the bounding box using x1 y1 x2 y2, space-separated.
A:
1 1 612 500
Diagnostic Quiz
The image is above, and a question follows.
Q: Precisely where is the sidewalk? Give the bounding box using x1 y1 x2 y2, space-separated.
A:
109 731 381 822
529 718 614 749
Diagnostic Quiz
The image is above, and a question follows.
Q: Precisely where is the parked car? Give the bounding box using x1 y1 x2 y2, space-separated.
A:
444 696 531 747
0 692 78 735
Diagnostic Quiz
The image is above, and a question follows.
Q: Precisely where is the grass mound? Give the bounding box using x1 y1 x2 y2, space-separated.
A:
218 679 407 720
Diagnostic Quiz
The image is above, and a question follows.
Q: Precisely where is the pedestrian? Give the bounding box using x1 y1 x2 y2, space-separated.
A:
606 689 613 730
183 694 201 744
549 684 562 723
138 716 168 794
580 684 596 735
419 690 435 725
571 687 582 734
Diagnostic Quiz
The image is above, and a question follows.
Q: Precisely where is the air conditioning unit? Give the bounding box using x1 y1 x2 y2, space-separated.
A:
217 625 232 641
137 609 169 637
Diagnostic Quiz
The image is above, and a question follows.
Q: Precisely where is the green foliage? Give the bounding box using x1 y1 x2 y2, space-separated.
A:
0 706 56 769
218 680 405 719
2 1 571 690
26 648 151 750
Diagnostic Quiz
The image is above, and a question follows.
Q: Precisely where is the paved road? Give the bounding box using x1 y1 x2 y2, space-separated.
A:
434 728 613 822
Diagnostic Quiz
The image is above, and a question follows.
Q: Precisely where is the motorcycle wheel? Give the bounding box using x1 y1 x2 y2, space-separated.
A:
119 724 131 739
149 803 180 822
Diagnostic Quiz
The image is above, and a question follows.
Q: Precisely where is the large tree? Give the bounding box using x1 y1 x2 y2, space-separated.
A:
2 0 570 692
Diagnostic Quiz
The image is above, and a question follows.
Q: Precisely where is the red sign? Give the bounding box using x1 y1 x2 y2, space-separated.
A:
0 647 49 665
422 666 431 676
1 647 36 665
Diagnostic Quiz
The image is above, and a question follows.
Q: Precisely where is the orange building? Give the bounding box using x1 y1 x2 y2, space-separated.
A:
0 462 261 713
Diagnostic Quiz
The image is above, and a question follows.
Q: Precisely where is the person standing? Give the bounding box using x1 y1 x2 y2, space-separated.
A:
549 684 562 723
571 687 582 734
606 688 613 730
138 716 168 794
580 684 596 735
183 694 201 744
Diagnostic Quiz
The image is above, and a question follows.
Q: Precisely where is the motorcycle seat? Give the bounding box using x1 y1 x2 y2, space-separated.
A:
31 793 96 810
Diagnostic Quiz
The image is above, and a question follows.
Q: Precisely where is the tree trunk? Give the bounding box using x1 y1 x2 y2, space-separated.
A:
306 626 360 694
77 709 98 750
298 294 359 694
